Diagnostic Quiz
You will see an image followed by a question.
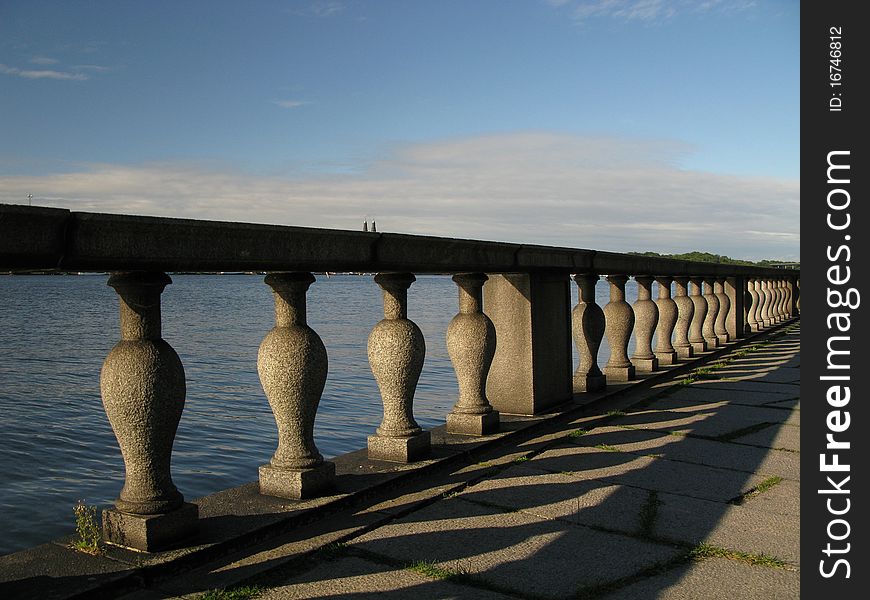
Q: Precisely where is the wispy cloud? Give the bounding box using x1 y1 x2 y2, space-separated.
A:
29 56 60 66
0 132 799 261
287 1 346 18
272 99 310 109
551 0 755 23
0 63 88 81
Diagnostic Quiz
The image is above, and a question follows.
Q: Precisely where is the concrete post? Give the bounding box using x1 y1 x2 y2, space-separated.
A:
701 278 719 349
368 273 430 462
631 276 659 372
484 273 573 415
258 272 334 499
653 276 678 365
100 271 198 552
446 273 499 436
672 277 694 359
713 278 730 344
747 279 761 332
603 275 635 381
571 273 606 392
725 276 746 340
688 278 708 353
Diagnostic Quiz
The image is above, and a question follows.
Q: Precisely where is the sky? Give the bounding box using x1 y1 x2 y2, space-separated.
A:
0 0 799 261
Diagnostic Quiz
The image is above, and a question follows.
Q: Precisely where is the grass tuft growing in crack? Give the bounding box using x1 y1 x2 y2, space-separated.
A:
637 491 661 539
690 543 791 569
197 586 265 600
406 560 457 580
731 476 783 505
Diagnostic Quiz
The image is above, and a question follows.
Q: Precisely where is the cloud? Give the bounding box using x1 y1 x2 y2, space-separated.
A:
272 99 310 109
29 56 60 65
0 132 799 261
0 63 88 81
552 0 755 23
287 1 346 18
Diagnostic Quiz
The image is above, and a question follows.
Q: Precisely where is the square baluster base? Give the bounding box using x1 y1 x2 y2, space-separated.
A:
675 345 694 359
704 337 720 349
690 341 708 353
603 365 635 382
259 461 336 500
717 334 730 344
574 373 606 393
654 351 678 366
632 357 659 372
368 431 431 463
447 410 500 436
102 502 198 553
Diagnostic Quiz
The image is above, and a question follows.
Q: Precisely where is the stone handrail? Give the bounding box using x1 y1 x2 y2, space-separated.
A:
0 204 799 552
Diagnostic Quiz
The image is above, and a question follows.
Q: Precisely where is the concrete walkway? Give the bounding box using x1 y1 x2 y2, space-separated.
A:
128 324 799 600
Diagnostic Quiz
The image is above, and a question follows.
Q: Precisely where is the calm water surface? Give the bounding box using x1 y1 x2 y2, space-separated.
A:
0 274 635 555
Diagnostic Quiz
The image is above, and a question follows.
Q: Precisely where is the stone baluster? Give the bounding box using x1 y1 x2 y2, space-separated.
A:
785 278 794 318
258 273 334 499
368 273 430 462
602 275 635 381
746 278 761 332
688 278 707 353
760 279 773 327
701 278 719 349
100 271 198 552
653 276 678 365
672 277 694 359
770 280 780 323
795 279 800 314
572 273 606 392
631 276 659 372
446 273 499 435
778 279 788 322
713 277 730 345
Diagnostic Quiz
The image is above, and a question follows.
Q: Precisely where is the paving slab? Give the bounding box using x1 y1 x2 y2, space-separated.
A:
738 479 800 518
457 465 649 535
711 366 800 384
734 423 800 452
570 427 799 480
635 396 797 426
608 403 777 440
530 444 765 503
660 386 798 407
687 379 800 395
654 492 800 564
350 496 682 599
257 555 510 599
599 556 799 600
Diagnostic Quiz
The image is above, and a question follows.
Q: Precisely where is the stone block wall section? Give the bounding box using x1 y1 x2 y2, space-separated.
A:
0 204 800 553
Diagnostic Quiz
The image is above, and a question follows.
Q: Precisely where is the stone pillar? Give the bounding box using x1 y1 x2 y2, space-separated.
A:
770 280 781 323
688 278 707 353
776 280 787 321
258 273 334 499
368 273 430 462
603 275 635 381
672 277 694 359
571 273 606 392
714 278 730 344
446 273 499 436
760 279 773 327
747 279 761 332
701 278 719 349
100 272 198 552
484 273 573 415
786 278 796 317
631 276 659 372
725 276 746 340
653 276 678 365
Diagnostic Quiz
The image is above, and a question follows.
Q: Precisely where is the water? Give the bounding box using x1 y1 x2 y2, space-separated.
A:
0 274 638 555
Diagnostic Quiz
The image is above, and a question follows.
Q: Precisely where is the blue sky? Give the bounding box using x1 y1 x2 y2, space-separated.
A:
0 0 799 260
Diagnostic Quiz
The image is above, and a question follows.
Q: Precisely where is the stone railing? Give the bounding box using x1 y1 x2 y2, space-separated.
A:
0 205 800 552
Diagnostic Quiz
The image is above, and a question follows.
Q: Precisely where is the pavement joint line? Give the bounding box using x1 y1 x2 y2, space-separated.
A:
729 476 784 505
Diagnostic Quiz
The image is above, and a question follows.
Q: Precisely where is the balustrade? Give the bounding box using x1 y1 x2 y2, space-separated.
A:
0 205 802 556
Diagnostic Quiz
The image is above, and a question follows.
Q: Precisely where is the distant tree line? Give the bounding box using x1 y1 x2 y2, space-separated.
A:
627 251 799 268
